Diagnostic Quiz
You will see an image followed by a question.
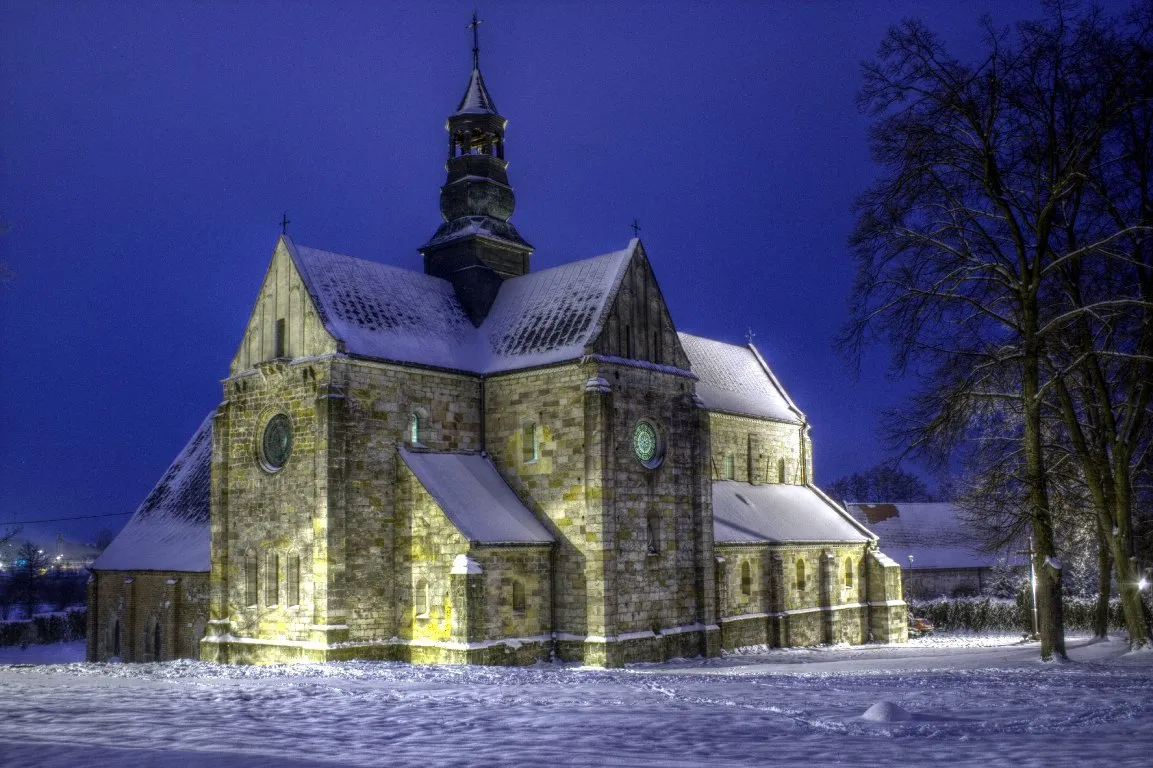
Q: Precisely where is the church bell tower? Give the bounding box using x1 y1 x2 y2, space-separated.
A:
420 14 533 325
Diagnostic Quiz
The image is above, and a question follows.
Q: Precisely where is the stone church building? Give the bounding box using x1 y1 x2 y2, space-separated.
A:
88 36 906 667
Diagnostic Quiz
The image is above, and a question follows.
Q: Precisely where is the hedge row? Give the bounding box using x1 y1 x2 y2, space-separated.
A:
0 609 87 647
906 596 1130 633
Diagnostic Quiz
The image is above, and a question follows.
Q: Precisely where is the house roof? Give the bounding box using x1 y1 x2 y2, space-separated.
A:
0 526 103 566
678 333 804 424
399 448 554 545
288 235 634 374
92 414 213 572
712 481 874 544
843 502 1025 569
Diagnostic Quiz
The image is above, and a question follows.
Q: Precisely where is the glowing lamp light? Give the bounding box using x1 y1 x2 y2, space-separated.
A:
1140 578 1149 591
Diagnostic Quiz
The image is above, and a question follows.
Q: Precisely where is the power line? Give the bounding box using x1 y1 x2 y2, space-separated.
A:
2 512 134 526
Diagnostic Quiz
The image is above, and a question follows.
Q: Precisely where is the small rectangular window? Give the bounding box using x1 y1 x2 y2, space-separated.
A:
287 556 300 606
274 318 286 358
265 553 279 606
646 512 661 555
522 422 538 463
245 552 257 607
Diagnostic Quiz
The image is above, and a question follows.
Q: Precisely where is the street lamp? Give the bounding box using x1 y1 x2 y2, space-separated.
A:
1016 537 1039 639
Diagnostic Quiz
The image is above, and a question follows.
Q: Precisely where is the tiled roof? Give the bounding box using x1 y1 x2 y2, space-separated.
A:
399 448 553 544
92 414 212 572
843 503 1025 569
679 333 804 423
287 236 634 374
713 482 873 544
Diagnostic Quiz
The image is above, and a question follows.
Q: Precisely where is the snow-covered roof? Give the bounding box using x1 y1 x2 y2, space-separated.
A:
91 415 212 572
713 482 874 544
287 236 634 374
454 67 499 115
678 334 804 424
293 242 481 371
843 503 1025 569
399 448 554 545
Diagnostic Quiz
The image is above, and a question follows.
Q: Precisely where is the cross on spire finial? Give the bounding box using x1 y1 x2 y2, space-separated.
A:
630 218 641 238
280 213 290 235
467 11 482 69
745 328 756 345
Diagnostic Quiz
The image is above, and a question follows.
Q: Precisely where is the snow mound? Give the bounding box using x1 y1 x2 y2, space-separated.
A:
861 701 914 722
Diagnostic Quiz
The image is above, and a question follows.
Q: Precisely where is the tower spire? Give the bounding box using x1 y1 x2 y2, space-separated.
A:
468 11 482 70
419 14 533 326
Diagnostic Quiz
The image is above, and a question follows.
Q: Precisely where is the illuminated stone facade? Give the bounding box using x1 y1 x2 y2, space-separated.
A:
89 38 905 667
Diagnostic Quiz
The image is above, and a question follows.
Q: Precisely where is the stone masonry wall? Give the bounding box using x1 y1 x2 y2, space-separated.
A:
483 363 591 640
604 361 712 640
715 543 870 649
336 359 481 642
709 412 808 486
212 354 484 655
210 359 327 648
395 461 470 644
87 570 209 662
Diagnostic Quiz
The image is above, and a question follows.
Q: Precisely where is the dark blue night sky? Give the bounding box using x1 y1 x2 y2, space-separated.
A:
1 1 1117 542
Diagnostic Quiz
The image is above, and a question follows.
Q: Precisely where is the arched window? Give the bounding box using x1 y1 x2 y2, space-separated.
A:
796 558 806 591
845 559 854 588
778 458 787 484
740 560 752 597
112 619 121 658
408 411 422 446
415 579 430 618
511 580 526 615
153 621 162 662
245 551 257 606
646 511 661 555
724 454 735 480
266 553 279 606
522 422 538 463
287 555 301 606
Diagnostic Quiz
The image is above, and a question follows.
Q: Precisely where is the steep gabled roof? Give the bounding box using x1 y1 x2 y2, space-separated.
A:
399 448 553 544
291 241 480 371
843 502 1025 570
284 236 635 374
678 333 804 423
713 482 874 544
92 414 212 572
482 241 634 370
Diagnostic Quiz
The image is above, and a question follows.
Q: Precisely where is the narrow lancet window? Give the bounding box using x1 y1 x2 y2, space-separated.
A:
409 412 421 446
274 318 286 358
266 553 279 606
287 556 301 606
245 552 258 606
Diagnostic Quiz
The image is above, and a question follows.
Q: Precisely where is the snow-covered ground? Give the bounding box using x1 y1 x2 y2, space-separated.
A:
1 634 1150 767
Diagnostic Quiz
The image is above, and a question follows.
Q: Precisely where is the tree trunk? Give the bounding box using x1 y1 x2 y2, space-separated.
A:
1094 521 1112 638
1022 333 1066 660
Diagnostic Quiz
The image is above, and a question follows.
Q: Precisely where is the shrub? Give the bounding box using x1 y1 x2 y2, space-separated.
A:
906 595 1126 633
0 608 87 647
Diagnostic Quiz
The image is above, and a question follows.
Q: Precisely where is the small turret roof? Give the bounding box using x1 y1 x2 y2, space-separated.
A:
454 67 499 116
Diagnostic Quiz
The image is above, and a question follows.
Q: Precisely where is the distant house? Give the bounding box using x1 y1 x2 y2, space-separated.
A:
843 503 1024 599
0 526 103 572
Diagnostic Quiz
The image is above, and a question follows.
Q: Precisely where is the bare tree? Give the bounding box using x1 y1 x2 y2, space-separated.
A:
827 463 937 504
843 3 1151 658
